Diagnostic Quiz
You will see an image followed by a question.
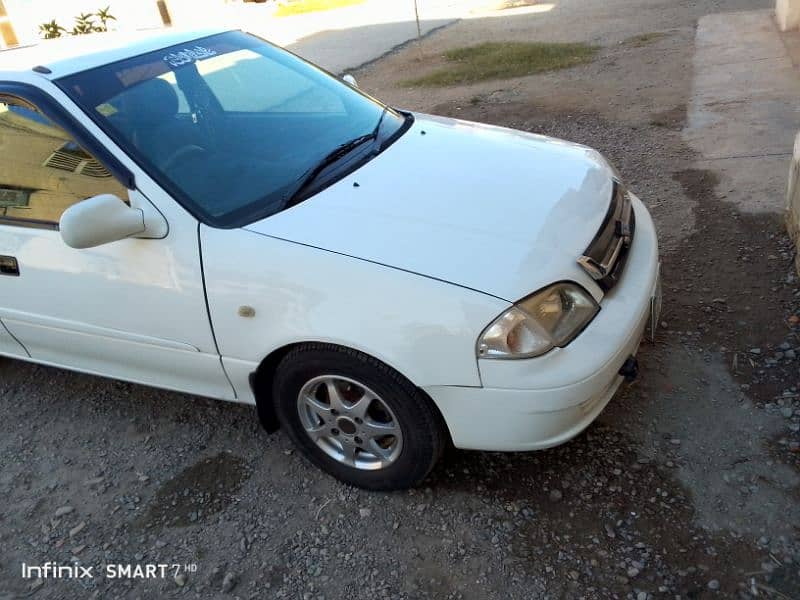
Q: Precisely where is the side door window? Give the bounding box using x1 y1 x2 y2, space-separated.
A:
0 97 129 228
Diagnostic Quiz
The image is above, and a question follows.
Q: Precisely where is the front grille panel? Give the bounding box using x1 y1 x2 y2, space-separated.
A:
577 182 635 291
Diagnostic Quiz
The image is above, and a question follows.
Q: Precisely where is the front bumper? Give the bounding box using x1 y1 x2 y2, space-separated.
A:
424 194 660 451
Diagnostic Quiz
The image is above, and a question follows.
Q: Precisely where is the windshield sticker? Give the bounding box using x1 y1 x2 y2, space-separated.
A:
95 103 118 117
163 46 218 68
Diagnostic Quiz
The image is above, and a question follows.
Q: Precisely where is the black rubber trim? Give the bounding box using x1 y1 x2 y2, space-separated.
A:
0 81 135 189
250 370 280 433
0 318 30 358
196 222 237 399
0 216 59 230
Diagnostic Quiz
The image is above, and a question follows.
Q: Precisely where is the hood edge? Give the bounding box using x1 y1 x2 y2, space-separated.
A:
241 227 514 304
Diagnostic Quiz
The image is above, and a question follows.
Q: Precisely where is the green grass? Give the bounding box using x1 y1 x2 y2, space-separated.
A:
624 32 668 47
274 0 365 17
402 42 598 87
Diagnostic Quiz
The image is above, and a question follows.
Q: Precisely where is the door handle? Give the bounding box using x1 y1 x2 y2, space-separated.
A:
0 256 19 276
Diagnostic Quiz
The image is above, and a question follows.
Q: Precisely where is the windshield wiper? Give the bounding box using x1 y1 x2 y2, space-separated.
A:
284 107 389 208
371 105 388 141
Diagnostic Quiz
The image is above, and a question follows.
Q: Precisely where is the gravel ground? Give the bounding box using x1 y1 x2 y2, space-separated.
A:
3 0 799 598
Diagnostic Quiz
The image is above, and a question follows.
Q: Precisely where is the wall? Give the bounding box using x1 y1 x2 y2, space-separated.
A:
777 0 800 31
788 133 800 275
0 0 19 48
778 0 800 273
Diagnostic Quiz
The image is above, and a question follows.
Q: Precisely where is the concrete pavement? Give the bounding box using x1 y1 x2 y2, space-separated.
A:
210 0 478 74
282 12 454 74
156 0 506 75
684 9 800 214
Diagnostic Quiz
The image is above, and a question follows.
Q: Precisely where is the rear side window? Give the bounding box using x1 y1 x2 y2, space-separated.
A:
0 98 128 228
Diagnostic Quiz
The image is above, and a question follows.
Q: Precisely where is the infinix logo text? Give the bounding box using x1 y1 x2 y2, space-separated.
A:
21 562 93 579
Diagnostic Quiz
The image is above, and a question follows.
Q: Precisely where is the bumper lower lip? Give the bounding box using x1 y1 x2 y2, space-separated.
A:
424 374 624 451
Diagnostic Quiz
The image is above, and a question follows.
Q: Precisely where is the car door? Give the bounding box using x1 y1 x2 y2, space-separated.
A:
0 92 234 400
0 317 27 357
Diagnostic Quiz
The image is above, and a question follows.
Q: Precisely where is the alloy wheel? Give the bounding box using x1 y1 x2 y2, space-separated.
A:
296 375 403 470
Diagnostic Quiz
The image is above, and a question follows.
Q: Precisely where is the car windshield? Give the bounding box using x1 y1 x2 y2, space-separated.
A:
58 31 407 227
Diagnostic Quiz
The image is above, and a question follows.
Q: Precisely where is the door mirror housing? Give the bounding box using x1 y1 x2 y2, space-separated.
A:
59 194 145 249
342 74 358 88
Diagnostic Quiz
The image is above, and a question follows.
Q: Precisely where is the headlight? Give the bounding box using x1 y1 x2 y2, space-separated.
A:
476 282 599 359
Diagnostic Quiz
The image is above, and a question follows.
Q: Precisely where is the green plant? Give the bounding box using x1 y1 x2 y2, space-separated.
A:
38 19 67 40
71 12 97 35
95 6 117 31
38 7 116 39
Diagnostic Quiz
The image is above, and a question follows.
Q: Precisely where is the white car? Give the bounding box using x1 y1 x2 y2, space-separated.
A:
0 28 660 490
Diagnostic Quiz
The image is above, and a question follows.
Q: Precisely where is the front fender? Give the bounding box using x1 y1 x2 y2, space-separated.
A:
200 226 509 396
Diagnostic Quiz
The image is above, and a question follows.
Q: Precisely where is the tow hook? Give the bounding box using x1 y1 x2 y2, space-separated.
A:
618 356 639 383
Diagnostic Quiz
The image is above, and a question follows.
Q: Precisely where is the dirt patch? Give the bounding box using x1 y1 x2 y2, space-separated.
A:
624 31 671 47
651 104 688 130
431 425 772 597
353 2 698 128
632 345 800 533
668 169 800 403
401 41 598 87
138 453 252 529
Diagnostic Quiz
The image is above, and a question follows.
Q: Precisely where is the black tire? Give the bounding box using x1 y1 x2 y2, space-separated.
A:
272 343 446 490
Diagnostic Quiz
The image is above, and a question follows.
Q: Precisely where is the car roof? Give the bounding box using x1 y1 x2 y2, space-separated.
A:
0 27 234 79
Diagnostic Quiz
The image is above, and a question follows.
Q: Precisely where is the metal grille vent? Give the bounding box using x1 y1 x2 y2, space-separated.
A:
577 182 635 291
43 145 112 178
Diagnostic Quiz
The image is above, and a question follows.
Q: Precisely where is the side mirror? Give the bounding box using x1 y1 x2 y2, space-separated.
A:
342 74 358 88
60 194 145 249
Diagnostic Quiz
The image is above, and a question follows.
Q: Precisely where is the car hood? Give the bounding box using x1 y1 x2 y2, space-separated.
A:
244 113 615 302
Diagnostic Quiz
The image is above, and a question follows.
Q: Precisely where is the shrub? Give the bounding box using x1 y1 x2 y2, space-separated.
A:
39 6 117 39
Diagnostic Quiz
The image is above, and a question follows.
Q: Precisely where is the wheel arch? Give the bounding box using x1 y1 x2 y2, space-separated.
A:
249 340 450 441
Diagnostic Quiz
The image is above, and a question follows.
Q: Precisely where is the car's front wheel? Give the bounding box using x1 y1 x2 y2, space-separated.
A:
272 343 446 490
